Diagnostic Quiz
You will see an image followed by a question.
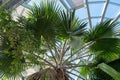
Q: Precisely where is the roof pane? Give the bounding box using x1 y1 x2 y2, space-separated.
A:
105 4 120 18
89 3 104 17
110 0 120 3
91 18 99 26
75 7 88 19
118 18 120 22
28 0 40 5
88 0 105 1
8 0 120 28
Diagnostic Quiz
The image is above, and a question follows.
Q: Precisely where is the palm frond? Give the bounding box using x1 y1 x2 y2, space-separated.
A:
26 0 63 42
90 58 120 80
60 10 87 37
83 20 120 80
90 38 120 54
85 19 120 42
84 20 120 62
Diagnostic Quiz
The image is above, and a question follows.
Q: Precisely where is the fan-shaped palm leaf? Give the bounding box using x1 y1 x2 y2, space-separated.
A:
26 0 87 43
84 19 120 62
82 19 120 79
26 0 64 43
60 10 87 37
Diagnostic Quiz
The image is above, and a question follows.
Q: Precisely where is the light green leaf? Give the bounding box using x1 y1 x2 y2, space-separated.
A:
98 63 120 80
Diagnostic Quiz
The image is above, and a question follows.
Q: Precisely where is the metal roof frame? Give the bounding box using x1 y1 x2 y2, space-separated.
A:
113 12 120 22
99 0 109 23
1 0 119 24
0 0 31 9
59 0 69 10
86 0 92 29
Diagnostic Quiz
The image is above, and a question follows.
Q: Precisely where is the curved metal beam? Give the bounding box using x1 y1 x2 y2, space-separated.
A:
86 0 92 29
112 12 120 22
88 1 120 7
99 0 109 23
59 0 69 10
81 16 109 21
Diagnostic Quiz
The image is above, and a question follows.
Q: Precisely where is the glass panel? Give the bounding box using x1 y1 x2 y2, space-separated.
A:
66 0 84 9
118 18 120 22
91 18 100 26
88 0 105 2
110 0 120 3
56 0 67 10
105 4 120 18
19 0 120 29
89 4 104 17
28 0 41 5
76 7 88 19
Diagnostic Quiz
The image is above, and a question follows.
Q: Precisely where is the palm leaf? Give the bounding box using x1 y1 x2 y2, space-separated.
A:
89 58 120 80
0 9 28 79
98 63 120 80
26 0 64 42
60 10 87 37
84 20 120 62
85 19 120 42
84 20 120 80
90 38 120 57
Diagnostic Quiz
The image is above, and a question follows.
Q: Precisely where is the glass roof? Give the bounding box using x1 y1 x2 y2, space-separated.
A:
12 0 120 28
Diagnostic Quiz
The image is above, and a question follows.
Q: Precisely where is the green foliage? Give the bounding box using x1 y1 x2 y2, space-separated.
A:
90 38 120 62
83 19 120 80
0 0 120 80
90 58 120 80
98 63 120 80
25 0 87 43
60 10 87 37
26 0 64 42
0 7 27 79
84 20 120 62
85 19 119 42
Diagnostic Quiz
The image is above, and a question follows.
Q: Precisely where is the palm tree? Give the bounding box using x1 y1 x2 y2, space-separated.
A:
81 19 120 80
0 0 120 80
23 0 120 80
20 0 87 80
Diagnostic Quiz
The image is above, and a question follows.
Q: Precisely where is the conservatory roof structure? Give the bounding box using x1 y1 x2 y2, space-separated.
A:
0 0 120 28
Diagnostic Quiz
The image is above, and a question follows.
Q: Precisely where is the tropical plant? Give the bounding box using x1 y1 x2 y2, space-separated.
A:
81 19 120 80
0 0 120 80
22 1 87 80
98 63 120 80
0 7 27 79
90 57 120 80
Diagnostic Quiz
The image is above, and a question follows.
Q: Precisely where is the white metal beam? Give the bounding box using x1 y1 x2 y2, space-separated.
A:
112 12 120 22
99 0 109 23
86 0 92 29
59 0 69 10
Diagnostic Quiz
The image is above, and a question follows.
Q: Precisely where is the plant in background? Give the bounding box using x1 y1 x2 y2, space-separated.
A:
0 7 27 79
